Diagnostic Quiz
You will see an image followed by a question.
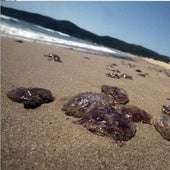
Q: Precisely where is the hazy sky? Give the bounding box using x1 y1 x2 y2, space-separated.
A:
2 1 170 57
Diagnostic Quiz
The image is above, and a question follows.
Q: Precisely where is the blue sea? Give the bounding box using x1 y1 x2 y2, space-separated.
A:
0 14 130 58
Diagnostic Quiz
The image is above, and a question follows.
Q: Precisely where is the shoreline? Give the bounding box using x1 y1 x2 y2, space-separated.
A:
127 53 170 70
1 36 170 170
2 35 170 68
140 57 170 70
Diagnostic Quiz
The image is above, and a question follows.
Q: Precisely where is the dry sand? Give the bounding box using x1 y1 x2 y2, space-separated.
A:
1 37 170 170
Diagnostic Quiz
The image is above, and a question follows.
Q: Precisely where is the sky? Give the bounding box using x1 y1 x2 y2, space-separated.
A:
2 1 170 57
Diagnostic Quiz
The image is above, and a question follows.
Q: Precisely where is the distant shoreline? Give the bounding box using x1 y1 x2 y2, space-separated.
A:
1 34 133 61
3 35 170 70
2 6 170 63
140 57 170 70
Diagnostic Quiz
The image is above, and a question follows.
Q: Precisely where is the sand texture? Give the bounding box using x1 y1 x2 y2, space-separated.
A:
1 37 170 170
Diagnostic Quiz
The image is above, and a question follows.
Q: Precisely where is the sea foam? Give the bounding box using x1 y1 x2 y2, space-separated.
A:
0 14 122 56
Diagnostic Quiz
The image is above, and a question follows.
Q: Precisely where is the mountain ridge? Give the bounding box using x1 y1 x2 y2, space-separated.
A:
1 6 170 63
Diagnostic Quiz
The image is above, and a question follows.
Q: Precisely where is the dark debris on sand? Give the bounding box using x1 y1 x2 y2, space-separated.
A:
7 87 55 109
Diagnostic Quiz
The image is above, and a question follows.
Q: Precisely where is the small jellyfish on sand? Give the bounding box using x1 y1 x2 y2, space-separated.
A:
127 63 136 68
84 57 90 60
15 40 24 43
44 53 63 62
135 69 142 73
152 114 170 141
120 73 133 80
137 73 149 77
162 105 170 115
114 105 152 124
106 72 120 79
106 72 133 80
101 85 129 105
7 87 54 109
106 63 118 68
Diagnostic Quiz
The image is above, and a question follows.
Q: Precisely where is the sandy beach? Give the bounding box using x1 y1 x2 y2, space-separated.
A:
1 37 170 170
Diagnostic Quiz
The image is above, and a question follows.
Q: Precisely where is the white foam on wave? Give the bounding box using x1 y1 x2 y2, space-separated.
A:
0 23 116 54
57 31 70 37
35 25 70 37
0 14 19 22
35 25 56 33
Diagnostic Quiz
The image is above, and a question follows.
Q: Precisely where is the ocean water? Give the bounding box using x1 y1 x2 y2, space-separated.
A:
0 14 130 58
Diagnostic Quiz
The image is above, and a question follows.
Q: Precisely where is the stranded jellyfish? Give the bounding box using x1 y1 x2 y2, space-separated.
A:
152 114 170 141
7 87 54 109
101 85 129 105
114 105 152 124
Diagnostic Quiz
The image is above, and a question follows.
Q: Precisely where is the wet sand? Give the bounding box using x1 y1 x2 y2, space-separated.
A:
1 37 170 170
